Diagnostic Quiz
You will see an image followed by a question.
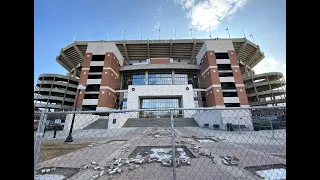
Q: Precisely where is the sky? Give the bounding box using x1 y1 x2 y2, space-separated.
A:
34 0 286 86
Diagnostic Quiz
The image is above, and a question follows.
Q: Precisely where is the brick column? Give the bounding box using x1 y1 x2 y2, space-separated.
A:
74 53 92 108
197 91 203 107
98 52 120 109
200 51 224 107
229 50 249 106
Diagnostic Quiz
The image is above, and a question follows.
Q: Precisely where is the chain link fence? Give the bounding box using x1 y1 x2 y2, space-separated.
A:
34 106 286 180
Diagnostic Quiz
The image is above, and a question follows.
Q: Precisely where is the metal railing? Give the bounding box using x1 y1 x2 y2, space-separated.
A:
34 106 286 180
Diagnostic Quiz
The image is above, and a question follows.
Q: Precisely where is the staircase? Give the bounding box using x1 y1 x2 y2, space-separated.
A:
123 118 199 127
83 118 108 130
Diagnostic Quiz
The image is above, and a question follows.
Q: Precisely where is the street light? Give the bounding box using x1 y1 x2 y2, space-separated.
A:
65 84 84 142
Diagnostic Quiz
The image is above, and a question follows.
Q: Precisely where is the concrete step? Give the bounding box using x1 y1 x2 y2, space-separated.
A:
123 118 199 127
83 118 108 130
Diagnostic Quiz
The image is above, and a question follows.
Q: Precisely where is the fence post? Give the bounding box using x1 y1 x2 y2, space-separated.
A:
268 117 275 139
34 110 47 176
170 111 177 180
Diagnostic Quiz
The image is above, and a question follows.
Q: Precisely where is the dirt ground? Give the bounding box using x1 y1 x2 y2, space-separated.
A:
38 141 92 163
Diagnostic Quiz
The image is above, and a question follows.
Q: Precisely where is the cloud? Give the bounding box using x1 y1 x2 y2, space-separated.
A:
252 57 286 78
156 7 162 14
174 0 248 31
154 6 162 19
153 7 162 30
154 22 161 30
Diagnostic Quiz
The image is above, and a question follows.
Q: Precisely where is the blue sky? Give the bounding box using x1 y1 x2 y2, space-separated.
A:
35 0 286 85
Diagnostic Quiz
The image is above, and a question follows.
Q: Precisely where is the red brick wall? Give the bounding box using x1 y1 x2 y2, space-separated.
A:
232 66 245 84
236 87 249 105
74 89 85 108
197 91 203 107
98 52 120 109
199 50 225 107
150 58 170 64
97 89 115 108
78 70 89 86
228 50 238 66
82 53 92 68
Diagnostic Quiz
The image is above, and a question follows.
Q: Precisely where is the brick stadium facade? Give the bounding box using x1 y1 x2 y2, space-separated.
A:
56 38 270 111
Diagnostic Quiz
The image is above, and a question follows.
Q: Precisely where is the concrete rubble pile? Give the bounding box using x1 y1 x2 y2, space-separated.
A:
40 167 57 174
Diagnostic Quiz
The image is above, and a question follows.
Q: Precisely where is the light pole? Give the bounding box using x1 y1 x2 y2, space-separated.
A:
65 84 84 142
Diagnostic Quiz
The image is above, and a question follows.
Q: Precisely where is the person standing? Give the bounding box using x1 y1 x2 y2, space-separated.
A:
119 100 123 110
115 97 120 110
53 123 58 138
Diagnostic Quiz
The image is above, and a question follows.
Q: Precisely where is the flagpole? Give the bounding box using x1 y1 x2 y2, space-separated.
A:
159 28 160 40
226 27 230 38
73 33 77 42
124 30 126 40
209 28 212 39
250 34 255 43
190 28 193 39
88 30 92 40
64 38 68 47
242 28 246 38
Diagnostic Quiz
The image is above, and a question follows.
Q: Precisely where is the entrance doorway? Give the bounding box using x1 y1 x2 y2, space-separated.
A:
140 97 182 118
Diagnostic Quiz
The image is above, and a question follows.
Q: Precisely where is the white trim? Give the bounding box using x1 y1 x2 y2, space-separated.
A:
193 89 206 91
240 105 250 107
82 99 98 105
222 89 237 92
82 68 90 70
206 84 221 91
235 84 245 87
78 86 86 89
88 72 102 75
216 59 231 64
100 86 115 93
115 90 128 93
96 107 111 110
218 70 233 73
231 65 240 68
219 77 235 82
103 67 119 77
150 58 169 59
90 61 104 66
223 97 240 103
85 91 99 94
86 79 102 84
202 66 217 76
207 105 226 108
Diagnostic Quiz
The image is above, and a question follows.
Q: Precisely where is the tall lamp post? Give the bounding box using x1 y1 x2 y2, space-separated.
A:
65 84 84 142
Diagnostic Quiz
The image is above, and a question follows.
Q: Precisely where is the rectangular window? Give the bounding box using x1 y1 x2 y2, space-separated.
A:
132 74 146 85
222 92 238 97
221 82 236 90
122 72 145 89
217 64 232 71
88 74 102 79
215 53 229 59
89 66 103 72
174 74 188 85
225 103 240 107
82 105 97 111
219 72 233 77
148 74 172 85
84 94 99 99
86 84 100 92
91 55 105 61
193 91 198 101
